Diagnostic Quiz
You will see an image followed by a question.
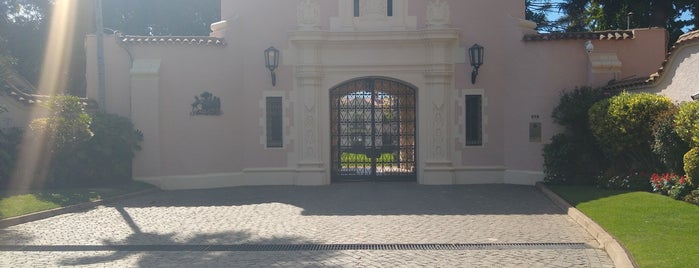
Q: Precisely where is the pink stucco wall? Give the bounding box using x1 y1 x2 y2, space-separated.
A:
86 0 668 183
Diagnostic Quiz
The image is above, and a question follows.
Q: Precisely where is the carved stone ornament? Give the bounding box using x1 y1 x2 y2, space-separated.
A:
432 102 445 159
427 0 450 28
297 0 321 30
191 91 222 116
361 0 387 17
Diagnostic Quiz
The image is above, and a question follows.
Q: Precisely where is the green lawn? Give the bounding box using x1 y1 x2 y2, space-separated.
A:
549 185 699 268
0 181 153 219
341 152 395 166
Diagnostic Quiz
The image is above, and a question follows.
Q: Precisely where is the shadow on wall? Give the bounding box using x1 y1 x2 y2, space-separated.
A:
111 183 564 216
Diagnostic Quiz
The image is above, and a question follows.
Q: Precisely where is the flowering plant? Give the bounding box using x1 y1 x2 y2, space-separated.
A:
650 173 693 199
596 171 650 190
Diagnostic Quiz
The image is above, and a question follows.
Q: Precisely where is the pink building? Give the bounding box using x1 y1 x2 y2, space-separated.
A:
84 0 667 190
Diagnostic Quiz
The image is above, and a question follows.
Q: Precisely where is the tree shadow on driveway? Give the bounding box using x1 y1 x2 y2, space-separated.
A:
114 183 565 216
58 207 331 267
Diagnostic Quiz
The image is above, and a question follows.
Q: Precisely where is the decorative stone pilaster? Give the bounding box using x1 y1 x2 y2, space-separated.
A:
130 59 161 178
297 0 320 30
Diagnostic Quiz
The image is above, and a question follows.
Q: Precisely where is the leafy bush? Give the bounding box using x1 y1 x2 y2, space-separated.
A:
551 86 607 133
29 96 93 186
543 133 603 184
675 101 699 147
82 112 143 184
588 92 672 171
543 87 607 185
0 128 22 188
685 147 699 186
652 107 690 174
683 189 699 206
27 96 142 187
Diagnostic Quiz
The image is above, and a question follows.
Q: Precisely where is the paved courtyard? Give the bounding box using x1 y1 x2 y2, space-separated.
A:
0 183 613 267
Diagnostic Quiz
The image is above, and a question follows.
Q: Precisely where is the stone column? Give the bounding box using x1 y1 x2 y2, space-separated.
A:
130 59 161 179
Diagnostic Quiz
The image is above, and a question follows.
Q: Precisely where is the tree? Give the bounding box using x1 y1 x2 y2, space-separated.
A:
101 0 220 36
0 0 220 97
527 0 698 44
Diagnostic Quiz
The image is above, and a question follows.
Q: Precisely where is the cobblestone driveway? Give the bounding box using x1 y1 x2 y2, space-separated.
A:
0 183 613 267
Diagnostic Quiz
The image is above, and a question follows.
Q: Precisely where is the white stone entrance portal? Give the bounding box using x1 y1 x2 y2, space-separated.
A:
288 15 461 184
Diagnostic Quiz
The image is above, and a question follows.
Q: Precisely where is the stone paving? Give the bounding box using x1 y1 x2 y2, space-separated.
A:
0 183 614 267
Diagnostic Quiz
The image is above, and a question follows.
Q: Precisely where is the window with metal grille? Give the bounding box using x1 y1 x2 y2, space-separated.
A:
266 97 283 148
353 0 394 17
465 95 483 146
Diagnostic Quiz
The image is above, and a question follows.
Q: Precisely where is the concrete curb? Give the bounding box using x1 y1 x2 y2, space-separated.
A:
0 188 159 228
536 183 637 268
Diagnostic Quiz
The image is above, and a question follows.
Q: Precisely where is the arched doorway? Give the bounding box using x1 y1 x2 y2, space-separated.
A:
330 77 417 181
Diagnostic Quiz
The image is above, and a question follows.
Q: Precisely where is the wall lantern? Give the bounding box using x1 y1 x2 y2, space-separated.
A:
264 46 280 86
469 44 484 84
692 92 699 101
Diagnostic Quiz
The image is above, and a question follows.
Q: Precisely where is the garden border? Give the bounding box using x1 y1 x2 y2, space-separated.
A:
0 188 159 228
536 182 637 268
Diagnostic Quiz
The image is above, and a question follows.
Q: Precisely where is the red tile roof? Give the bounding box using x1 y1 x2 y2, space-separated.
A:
605 29 699 91
523 30 634 42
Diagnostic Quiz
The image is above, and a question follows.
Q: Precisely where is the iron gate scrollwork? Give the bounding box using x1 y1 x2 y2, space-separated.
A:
330 77 416 181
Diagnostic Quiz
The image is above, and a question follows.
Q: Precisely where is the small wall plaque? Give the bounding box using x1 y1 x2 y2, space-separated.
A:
529 122 542 143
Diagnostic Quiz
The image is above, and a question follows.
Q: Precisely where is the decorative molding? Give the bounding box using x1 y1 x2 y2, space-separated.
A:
589 52 622 73
190 91 222 116
303 104 317 160
432 102 445 160
130 59 161 78
297 0 321 30
360 0 387 17
330 0 416 31
426 0 450 29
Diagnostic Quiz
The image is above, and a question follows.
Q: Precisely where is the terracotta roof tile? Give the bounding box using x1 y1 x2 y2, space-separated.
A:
523 30 634 42
605 29 699 91
119 35 226 46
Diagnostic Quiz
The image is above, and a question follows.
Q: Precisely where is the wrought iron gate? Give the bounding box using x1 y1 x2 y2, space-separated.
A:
330 77 416 181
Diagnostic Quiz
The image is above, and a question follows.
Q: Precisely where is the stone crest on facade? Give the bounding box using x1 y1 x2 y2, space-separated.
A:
297 0 321 30
427 0 450 28
191 91 221 116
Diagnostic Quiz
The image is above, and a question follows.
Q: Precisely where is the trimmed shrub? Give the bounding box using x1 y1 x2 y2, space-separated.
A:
543 87 607 185
685 147 699 186
588 92 672 171
652 107 690 174
551 86 607 133
82 112 143 184
675 101 699 147
543 133 603 184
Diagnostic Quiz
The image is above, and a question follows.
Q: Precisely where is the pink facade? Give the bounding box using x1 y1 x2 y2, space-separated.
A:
85 0 667 189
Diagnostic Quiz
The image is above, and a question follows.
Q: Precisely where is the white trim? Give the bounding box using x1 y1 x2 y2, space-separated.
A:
135 167 325 190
